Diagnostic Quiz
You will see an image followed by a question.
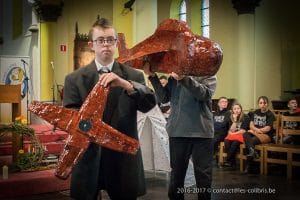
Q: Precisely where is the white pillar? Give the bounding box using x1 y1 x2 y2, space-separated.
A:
237 14 256 109
133 0 157 44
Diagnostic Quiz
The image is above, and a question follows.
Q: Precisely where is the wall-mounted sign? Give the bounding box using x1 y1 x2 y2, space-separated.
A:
60 45 67 52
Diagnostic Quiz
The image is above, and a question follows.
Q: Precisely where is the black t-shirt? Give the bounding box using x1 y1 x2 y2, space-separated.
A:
213 109 230 135
249 109 275 137
283 111 300 129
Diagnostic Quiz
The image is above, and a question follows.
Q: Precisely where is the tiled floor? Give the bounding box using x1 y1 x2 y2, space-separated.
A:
6 166 300 200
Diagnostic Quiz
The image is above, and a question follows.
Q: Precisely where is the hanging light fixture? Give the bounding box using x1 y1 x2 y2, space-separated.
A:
29 0 64 22
121 0 135 15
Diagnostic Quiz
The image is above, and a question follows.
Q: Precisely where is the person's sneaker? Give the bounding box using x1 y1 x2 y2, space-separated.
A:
230 162 237 170
253 151 259 159
217 162 224 168
223 161 237 170
223 161 232 167
247 148 259 159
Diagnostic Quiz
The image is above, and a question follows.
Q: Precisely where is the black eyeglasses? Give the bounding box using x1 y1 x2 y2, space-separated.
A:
93 37 117 46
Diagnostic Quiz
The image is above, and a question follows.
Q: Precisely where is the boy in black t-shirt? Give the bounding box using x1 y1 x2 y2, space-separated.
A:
282 98 300 144
213 97 230 166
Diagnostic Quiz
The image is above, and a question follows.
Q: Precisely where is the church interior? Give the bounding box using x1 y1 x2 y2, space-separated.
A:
0 0 300 199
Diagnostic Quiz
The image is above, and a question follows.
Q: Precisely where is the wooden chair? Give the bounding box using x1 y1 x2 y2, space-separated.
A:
219 112 281 174
239 143 265 174
239 112 280 174
218 142 264 174
218 142 243 170
263 144 300 179
218 142 241 167
278 115 300 144
218 141 226 166
263 115 300 179
218 111 280 174
273 113 281 144
272 109 288 115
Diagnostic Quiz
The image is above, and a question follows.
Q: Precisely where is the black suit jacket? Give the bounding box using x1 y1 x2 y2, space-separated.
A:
63 61 156 199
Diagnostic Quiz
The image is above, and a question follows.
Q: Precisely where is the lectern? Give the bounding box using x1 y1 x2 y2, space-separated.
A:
0 84 22 163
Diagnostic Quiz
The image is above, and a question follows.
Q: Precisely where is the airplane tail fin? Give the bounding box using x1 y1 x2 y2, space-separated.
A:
55 133 89 179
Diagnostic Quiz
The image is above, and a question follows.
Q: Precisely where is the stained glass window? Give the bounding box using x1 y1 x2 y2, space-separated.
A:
201 0 210 37
179 0 187 22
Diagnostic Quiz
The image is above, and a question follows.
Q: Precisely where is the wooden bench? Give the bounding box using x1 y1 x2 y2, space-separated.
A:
218 111 281 174
278 115 300 144
218 142 264 174
239 143 265 174
218 142 242 168
263 144 300 179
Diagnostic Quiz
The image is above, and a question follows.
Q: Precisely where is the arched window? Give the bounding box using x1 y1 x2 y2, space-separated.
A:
179 0 186 22
201 0 209 37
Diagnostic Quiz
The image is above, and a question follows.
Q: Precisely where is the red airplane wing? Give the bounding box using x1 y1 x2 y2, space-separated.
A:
55 132 90 179
76 80 139 155
78 81 109 121
83 120 139 155
29 77 140 180
29 101 76 131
